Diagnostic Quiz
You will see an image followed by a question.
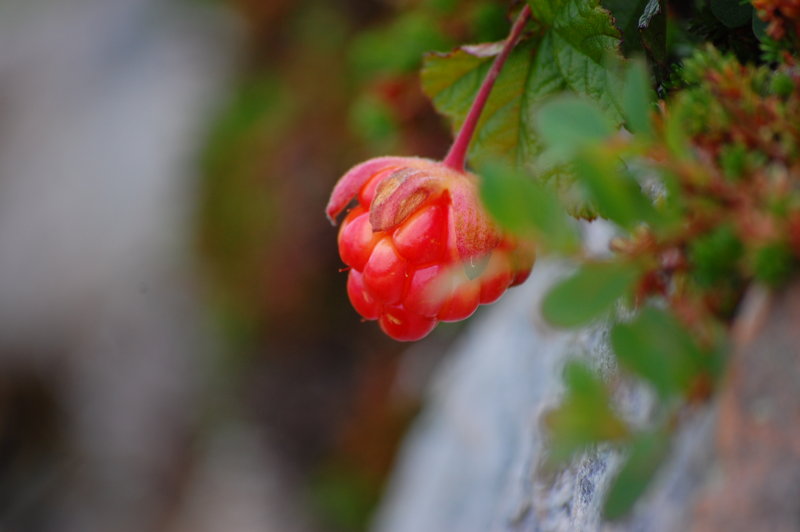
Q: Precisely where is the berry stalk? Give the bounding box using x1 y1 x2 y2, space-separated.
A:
442 4 532 172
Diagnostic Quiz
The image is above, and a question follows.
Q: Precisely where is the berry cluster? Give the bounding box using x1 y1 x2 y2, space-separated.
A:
327 6 534 341
327 156 532 340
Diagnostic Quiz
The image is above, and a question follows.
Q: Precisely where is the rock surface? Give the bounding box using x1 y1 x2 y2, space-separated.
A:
373 247 721 532
0 3 308 532
693 283 800 532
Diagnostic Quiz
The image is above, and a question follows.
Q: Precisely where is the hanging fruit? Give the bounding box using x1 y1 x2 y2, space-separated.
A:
326 6 534 341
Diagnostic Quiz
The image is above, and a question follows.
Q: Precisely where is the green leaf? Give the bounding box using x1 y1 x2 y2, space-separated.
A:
710 0 753 28
602 0 667 83
602 429 669 519
688 224 743 287
610 307 708 398
421 0 623 167
573 149 659 229
535 95 615 161
602 1 662 53
752 242 796 286
601 0 646 54
622 59 654 137
545 360 629 462
662 98 692 159
478 161 580 252
752 9 769 41
542 261 639 328
530 0 623 108
422 40 546 166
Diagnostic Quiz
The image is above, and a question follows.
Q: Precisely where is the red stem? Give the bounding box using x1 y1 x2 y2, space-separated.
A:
442 4 532 172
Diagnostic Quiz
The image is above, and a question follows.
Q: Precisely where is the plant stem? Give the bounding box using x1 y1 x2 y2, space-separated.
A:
442 4 532 172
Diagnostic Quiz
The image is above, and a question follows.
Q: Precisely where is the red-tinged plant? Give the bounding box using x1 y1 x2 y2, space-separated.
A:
326 6 534 341
753 0 800 41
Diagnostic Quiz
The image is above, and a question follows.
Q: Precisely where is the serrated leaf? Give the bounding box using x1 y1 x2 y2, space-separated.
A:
478 161 580 252
603 429 669 519
421 0 623 168
422 40 547 166
534 3 623 112
610 307 707 398
545 360 629 462
535 95 615 161
601 0 648 54
542 261 639 328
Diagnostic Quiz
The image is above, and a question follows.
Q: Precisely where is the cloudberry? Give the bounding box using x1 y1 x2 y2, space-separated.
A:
326 5 534 341
326 157 534 341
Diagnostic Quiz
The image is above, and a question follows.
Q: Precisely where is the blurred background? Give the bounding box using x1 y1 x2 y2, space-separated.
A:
0 0 512 530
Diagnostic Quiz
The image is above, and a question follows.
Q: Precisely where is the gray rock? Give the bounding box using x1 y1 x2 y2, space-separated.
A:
373 239 717 532
0 2 245 531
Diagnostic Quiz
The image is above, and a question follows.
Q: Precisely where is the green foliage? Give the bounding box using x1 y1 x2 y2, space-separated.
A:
479 162 580 252
611 307 718 398
621 59 655 137
200 74 288 328
602 429 670 519
536 44 799 517
525 0 624 116
421 0 624 167
407 0 800 521
311 464 380 531
600 0 665 60
572 150 660 229
544 361 629 462
718 142 748 179
542 261 639 327
534 95 616 161
531 89 657 223
422 39 542 165
753 242 796 286
710 0 753 29
349 94 399 152
467 1 511 41
349 11 452 80
688 225 744 287
770 70 795 96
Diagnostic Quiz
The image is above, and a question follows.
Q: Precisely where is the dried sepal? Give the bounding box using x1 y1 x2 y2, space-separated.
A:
326 156 411 224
